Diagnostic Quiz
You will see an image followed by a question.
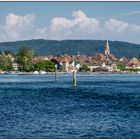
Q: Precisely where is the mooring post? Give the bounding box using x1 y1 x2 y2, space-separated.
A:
73 70 76 87
55 64 58 81
55 70 58 81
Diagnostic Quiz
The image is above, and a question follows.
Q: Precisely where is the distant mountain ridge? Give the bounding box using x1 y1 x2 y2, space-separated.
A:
0 39 140 59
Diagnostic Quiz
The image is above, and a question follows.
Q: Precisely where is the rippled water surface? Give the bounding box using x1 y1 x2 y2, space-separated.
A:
0 74 140 138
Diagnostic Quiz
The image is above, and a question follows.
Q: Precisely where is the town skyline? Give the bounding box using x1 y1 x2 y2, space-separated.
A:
1 2 140 43
0 39 140 74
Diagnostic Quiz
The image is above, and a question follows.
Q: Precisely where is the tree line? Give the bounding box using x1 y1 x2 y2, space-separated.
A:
0 45 55 72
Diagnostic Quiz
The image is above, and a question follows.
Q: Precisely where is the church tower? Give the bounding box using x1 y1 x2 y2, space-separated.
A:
105 40 110 55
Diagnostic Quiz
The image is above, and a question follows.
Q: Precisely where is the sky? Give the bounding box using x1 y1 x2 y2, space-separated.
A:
0 2 140 44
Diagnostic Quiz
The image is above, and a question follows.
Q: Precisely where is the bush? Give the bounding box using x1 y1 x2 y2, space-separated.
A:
117 62 126 70
34 60 55 71
79 63 90 72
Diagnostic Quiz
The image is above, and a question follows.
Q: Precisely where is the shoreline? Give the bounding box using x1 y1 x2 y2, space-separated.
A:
0 71 139 75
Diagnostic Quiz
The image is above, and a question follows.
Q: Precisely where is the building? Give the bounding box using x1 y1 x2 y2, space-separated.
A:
105 40 110 55
128 57 140 67
12 62 19 71
119 57 129 65
69 60 80 72
32 56 49 63
59 56 71 72
10 56 19 71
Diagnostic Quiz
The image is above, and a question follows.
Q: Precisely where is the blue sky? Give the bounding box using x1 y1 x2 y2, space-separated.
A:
0 2 140 44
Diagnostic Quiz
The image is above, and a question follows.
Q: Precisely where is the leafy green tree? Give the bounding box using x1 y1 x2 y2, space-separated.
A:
34 60 55 71
80 63 90 72
17 45 34 72
0 53 13 71
117 62 126 70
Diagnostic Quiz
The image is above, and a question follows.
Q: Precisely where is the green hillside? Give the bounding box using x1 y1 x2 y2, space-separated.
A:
0 39 140 59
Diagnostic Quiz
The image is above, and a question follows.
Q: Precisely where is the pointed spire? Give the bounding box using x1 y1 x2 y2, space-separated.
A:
106 40 109 47
77 51 80 56
105 40 110 55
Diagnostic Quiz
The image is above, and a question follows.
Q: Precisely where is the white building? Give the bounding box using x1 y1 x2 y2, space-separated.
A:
12 62 19 71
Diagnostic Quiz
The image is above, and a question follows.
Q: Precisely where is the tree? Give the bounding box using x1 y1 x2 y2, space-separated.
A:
0 53 13 71
51 59 62 70
117 62 126 70
79 63 90 72
17 45 34 71
34 60 55 71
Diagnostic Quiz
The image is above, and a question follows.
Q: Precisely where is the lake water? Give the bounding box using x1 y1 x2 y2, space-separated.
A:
0 74 140 138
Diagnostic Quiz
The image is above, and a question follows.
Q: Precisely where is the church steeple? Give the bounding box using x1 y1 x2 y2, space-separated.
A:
77 51 80 56
105 40 110 55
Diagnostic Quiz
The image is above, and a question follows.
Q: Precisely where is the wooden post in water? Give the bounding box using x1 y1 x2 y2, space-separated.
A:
73 70 76 87
55 64 58 81
55 70 58 81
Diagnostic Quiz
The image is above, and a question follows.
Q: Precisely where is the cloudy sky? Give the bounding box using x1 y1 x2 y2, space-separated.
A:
0 2 140 44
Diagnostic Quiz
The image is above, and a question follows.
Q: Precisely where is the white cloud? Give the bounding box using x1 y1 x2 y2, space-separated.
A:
48 10 101 39
1 10 140 43
103 18 140 43
130 24 140 32
0 13 35 41
121 10 140 16
111 10 140 19
104 19 129 34
33 10 101 40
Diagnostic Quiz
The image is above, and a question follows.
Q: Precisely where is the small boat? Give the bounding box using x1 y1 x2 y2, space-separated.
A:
137 71 140 74
39 71 46 74
4 71 9 74
34 71 39 74
0 71 4 74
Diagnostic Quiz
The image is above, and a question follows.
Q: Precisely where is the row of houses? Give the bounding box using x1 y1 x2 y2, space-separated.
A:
32 40 140 72
32 55 81 72
10 40 140 72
